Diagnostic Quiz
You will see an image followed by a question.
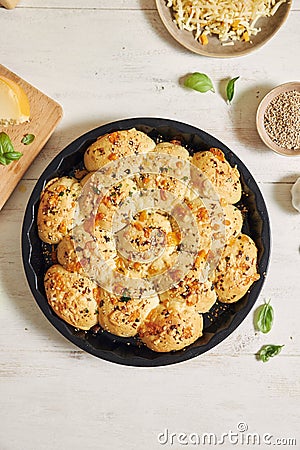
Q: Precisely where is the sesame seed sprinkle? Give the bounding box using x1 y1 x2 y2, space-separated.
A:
264 90 300 150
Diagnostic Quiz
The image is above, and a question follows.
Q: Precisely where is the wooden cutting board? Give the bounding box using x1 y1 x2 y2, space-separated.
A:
0 65 63 211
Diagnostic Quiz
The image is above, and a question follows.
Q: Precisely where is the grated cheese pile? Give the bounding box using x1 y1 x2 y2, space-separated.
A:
166 0 288 45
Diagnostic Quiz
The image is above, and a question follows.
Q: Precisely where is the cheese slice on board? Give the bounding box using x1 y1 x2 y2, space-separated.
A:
0 76 31 125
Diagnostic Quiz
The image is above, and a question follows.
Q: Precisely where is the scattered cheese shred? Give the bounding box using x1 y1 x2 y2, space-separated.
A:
166 0 288 44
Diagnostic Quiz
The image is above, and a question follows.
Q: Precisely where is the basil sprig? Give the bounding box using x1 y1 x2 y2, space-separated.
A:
258 345 284 363
184 72 215 93
226 76 239 103
0 132 23 166
256 300 274 333
21 133 35 145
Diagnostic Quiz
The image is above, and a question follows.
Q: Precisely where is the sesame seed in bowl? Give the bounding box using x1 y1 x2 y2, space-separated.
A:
256 82 300 156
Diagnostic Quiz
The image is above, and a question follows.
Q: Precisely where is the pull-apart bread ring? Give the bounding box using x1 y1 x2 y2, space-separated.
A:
38 128 260 354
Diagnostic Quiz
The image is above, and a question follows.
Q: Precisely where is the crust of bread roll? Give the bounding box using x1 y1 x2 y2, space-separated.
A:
135 173 188 201
84 128 156 171
213 234 260 303
155 141 190 160
223 203 243 240
38 177 81 244
44 264 100 330
139 303 203 352
57 226 116 274
192 148 241 204
159 252 217 313
95 178 137 231
98 289 159 337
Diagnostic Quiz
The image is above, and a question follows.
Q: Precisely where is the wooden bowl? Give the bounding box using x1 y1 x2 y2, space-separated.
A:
156 0 292 58
256 82 300 157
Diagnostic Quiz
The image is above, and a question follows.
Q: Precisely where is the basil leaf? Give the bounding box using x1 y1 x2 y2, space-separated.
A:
0 131 14 155
258 345 284 363
226 76 239 103
184 72 215 93
256 300 274 333
21 133 35 145
4 151 23 161
0 132 23 166
0 155 7 165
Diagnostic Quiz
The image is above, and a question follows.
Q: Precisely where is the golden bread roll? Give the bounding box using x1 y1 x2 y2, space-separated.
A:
139 303 203 352
185 197 212 254
95 178 137 231
115 210 179 279
57 226 116 274
154 141 190 160
184 198 243 253
159 251 217 313
213 234 260 303
98 289 159 337
84 128 156 171
135 173 188 201
192 148 241 204
146 245 178 278
44 265 100 330
37 177 81 244
114 248 178 280
223 203 243 240
117 210 173 253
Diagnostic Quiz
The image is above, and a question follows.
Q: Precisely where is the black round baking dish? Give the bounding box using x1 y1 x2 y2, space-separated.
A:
22 117 271 367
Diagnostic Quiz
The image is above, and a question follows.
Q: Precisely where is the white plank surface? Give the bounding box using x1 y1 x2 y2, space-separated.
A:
14 0 300 11
17 0 157 9
0 1 299 450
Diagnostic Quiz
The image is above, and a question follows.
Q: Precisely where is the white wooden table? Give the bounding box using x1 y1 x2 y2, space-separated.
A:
1 1 299 449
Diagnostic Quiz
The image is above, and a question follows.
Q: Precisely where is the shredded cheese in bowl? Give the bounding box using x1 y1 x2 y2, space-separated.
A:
166 0 288 45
